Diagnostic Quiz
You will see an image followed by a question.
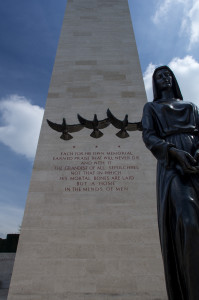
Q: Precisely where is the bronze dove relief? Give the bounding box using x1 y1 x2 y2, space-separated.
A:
46 118 83 140
107 109 142 138
47 110 142 140
77 114 110 138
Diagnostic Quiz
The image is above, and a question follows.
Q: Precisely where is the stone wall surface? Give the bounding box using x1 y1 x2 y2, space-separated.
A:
8 0 167 299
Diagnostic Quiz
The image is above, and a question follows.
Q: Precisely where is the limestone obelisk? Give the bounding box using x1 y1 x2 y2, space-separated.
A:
8 1 167 299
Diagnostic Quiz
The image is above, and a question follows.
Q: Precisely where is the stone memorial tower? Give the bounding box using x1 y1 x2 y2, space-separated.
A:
8 0 167 299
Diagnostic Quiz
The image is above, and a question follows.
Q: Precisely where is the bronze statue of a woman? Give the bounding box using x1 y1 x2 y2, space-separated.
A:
142 66 199 300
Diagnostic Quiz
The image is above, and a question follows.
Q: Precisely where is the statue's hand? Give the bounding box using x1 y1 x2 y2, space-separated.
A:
194 149 199 164
169 147 199 174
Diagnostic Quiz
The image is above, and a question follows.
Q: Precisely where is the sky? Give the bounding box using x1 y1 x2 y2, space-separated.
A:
1 0 199 237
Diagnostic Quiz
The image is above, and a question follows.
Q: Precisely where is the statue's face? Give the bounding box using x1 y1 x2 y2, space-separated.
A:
155 68 172 91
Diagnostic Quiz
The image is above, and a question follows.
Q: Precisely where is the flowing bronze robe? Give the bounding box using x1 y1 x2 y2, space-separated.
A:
142 99 199 300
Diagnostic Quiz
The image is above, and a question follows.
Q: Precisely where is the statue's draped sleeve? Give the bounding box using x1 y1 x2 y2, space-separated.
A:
142 102 175 167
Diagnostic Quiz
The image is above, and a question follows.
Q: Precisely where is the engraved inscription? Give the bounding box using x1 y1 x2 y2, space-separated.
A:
52 151 140 193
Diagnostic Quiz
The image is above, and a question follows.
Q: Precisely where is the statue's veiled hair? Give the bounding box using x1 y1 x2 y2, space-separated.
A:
153 66 183 101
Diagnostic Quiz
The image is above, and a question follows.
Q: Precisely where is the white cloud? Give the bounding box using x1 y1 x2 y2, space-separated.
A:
143 63 157 101
0 205 23 238
152 0 199 49
169 56 199 103
143 56 199 106
152 0 173 24
0 95 44 159
187 1 199 48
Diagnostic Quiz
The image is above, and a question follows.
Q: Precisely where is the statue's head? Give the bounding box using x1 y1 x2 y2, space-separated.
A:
152 66 183 101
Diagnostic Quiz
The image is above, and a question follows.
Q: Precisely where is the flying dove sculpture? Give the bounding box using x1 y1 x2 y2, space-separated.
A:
107 108 142 138
47 118 83 140
77 113 110 138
